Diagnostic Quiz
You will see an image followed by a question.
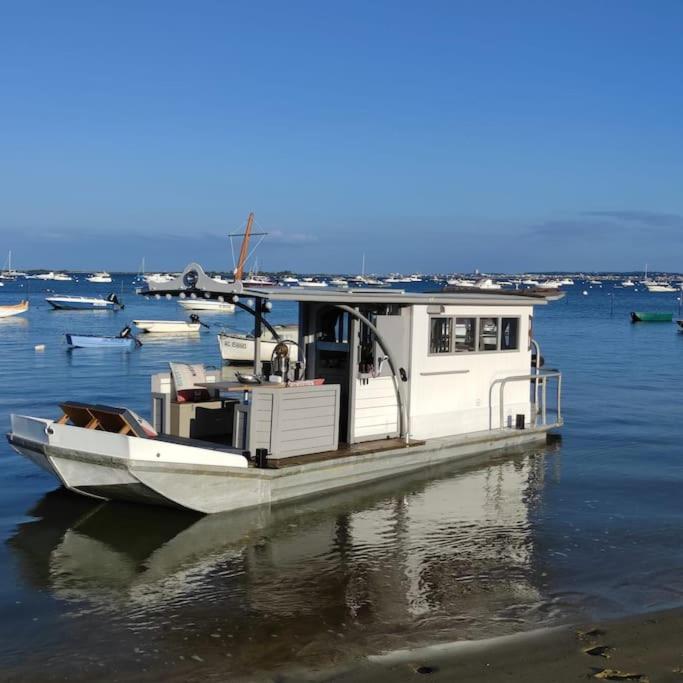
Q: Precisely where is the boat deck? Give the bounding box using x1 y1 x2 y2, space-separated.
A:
265 437 426 469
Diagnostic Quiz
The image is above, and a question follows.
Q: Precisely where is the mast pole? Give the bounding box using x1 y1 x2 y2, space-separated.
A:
234 212 254 282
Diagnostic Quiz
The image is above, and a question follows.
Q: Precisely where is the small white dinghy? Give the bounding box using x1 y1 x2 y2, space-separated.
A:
178 299 235 313
0 300 29 318
134 315 208 334
218 324 299 363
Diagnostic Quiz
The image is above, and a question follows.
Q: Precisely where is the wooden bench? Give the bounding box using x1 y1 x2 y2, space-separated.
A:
56 401 152 438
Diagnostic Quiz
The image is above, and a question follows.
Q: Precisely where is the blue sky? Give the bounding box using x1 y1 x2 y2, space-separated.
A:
1 1 683 273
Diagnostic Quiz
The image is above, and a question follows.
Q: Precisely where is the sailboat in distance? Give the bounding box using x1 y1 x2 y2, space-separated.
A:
0 251 26 280
348 252 383 286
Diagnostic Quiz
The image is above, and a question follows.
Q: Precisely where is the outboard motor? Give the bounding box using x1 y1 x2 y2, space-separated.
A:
119 325 142 346
189 314 209 329
107 293 124 309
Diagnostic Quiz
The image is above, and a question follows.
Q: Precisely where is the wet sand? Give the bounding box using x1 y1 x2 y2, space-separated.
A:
6 608 683 682
288 607 683 683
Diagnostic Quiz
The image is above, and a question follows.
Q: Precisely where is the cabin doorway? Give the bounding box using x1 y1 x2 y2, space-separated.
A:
312 307 352 443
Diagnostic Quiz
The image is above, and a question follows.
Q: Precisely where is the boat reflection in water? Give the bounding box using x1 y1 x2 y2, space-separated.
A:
7 444 560 680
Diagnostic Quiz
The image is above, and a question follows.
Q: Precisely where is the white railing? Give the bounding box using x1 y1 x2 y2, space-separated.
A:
488 369 562 430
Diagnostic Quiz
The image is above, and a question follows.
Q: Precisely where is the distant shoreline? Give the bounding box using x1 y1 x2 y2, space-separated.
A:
7 271 683 277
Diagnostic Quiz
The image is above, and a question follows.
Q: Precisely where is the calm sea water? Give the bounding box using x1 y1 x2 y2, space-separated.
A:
1 277 682 681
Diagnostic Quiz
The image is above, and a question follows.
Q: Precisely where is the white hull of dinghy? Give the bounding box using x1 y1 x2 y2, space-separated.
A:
217 325 299 363
134 320 201 333
178 300 235 313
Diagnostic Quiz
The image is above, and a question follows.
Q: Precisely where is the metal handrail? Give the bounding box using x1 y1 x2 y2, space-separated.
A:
488 369 562 430
334 304 410 444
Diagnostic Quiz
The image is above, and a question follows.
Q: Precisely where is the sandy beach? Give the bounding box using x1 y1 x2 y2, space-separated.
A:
288 607 683 683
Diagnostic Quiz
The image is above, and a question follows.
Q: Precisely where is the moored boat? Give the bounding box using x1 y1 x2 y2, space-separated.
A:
46 294 123 310
87 272 112 283
134 316 207 334
537 279 562 290
645 281 678 293
65 326 141 349
218 324 299 363
630 311 673 322
446 277 476 287
298 278 328 288
178 299 235 313
0 300 29 318
242 274 277 287
144 273 175 284
474 278 503 290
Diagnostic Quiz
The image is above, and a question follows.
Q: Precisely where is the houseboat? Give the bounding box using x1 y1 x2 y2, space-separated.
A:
7 263 563 514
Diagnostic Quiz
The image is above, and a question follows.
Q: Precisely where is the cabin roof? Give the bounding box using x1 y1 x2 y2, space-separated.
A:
238 286 554 306
139 263 561 307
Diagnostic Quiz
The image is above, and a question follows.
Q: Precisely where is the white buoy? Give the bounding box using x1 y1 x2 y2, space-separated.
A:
35 344 46 352
582 290 588 296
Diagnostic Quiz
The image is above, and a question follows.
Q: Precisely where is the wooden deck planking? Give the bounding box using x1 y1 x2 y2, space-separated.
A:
266 437 425 468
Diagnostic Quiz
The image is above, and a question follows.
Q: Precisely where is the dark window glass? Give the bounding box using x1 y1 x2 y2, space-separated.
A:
479 317 499 351
430 317 452 353
501 317 519 350
454 317 476 351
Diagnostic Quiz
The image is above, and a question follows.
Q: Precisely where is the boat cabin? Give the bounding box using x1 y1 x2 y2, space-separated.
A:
143 264 562 466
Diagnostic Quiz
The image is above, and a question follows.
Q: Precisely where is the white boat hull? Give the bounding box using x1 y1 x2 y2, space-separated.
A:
178 300 235 312
8 414 552 514
646 286 677 293
218 326 299 363
8 415 248 511
134 320 201 333
46 297 117 310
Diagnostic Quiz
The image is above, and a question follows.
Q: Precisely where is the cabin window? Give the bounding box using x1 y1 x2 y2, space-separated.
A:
479 317 499 351
430 317 452 353
501 317 519 350
454 317 476 352
429 315 522 355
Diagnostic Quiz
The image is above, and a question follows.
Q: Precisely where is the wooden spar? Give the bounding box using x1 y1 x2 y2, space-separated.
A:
233 212 254 282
